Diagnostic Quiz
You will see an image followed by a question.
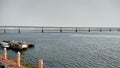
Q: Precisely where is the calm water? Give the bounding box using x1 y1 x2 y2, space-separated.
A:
1 31 120 68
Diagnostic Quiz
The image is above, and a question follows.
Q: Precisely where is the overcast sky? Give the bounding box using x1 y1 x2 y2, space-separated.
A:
0 0 120 27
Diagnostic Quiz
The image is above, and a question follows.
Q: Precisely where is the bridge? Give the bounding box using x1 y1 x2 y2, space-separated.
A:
0 26 120 33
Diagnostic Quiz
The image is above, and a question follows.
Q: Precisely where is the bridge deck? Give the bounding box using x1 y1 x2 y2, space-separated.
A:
0 26 120 33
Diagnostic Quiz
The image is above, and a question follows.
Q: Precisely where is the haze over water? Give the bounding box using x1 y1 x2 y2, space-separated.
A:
0 31 120 68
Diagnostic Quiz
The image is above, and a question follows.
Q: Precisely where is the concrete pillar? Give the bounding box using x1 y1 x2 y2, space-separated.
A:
60 27 62 32
4 48 7 60
109 28 111 32
75 27 77 32
4 28 6 34
42 27 44 32
100 29 102 32
18 28 20 33
39 60 43 68
118 28 120 32
17 52 21 67
88 27 90 32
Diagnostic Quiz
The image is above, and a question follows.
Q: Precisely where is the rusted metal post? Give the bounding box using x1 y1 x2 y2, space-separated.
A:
4 48 7 60
39 60 43 68
17 52 21 67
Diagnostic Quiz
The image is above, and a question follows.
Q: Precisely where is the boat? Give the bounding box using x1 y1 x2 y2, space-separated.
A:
24 42 34 48
2 40 11 43
0 42 10 48
9 41 28 50
0 40 34 50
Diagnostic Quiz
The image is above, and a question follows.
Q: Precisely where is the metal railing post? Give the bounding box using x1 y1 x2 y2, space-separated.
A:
39 60 43 68
4 48 7 60
17 52 21 67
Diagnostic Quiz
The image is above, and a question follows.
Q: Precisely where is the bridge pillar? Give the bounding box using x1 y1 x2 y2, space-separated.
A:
18 28 20 33
75 27 77 32
60 27 62 32
118 28 120 32
109 28 111 32
100 30 102 32
42 27 44 32
17 52 21 67
88 27 90 32
4 28 6 34
39 60 43 68
100 29 102 32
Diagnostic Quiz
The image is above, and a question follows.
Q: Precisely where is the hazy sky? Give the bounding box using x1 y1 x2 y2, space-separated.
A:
0 0 120 27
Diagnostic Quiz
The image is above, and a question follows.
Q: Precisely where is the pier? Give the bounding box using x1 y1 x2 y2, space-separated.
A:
0 54 24 68
0 26 120 33
0 48 43 68
0 48 25 68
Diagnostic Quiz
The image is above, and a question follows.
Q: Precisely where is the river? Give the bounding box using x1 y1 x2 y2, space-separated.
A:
0 31 120 68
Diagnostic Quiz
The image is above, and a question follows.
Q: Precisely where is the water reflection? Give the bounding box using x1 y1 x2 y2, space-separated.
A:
11 49 28 55
0 47 28 55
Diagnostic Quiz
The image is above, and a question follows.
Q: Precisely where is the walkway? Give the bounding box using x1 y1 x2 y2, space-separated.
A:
0 54 24 68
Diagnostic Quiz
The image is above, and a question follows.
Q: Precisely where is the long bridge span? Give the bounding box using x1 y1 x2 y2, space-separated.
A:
0 26 120 33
